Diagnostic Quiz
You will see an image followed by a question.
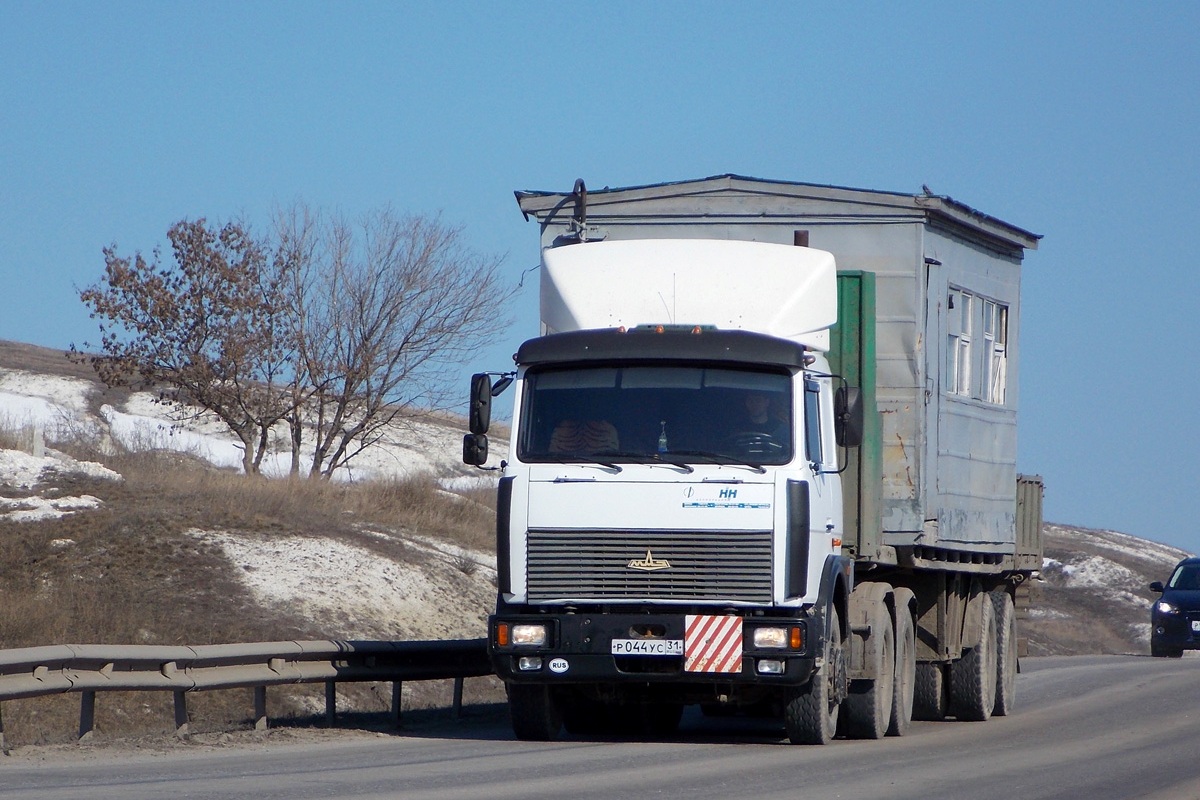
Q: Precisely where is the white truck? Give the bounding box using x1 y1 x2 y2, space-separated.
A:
464 176 1043 743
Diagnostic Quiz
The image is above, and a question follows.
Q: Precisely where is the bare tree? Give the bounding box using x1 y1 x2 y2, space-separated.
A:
77 219 300 475
287 207 514 478
78 207 513 479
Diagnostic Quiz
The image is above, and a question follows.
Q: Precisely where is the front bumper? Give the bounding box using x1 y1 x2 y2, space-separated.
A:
1152 612 1200 649
489 611 817 686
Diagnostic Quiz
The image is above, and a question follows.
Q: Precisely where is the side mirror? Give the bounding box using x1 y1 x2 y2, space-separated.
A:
835 386 864 448
1150 581 1165 593
463 433 489 466
469 373 492 434
491 374 514 397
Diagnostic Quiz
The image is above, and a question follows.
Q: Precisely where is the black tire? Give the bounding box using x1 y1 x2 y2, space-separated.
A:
508 683 563 741
1151 639 1184 658
913 662 947 721
840 600 895 739
991 590 1017 716
784 605 844 744
949 595 997 722
561 692 612 735
889 597 916 736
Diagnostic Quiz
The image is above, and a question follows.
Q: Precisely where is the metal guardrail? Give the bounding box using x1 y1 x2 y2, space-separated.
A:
0 639 492 750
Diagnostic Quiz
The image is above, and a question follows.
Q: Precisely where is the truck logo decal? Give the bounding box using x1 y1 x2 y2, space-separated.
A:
627 549 671 571
683 501 771 509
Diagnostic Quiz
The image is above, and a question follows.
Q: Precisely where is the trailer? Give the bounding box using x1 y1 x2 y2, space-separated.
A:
464 175 1043 743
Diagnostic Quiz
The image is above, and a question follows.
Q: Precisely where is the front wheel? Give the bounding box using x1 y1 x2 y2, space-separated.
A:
784 605 845 744
1151 639 1184 658
508 683 563 741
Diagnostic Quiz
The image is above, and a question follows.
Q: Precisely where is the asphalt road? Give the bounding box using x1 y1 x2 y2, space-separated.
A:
5 655 1200 800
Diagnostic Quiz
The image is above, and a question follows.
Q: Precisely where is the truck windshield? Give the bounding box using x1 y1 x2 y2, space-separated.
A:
518 364 793 466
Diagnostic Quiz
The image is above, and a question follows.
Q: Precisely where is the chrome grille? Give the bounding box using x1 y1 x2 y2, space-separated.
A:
526 529 773 603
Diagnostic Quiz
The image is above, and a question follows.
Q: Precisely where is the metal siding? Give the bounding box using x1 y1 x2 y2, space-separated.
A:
520 179 1030 558
919 228 1022 550
810 225 926 535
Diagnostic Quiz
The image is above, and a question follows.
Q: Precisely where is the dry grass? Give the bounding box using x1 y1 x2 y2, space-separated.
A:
0 440 499 747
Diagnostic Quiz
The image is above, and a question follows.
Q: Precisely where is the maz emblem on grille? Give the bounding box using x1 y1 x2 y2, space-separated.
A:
627 549 671 572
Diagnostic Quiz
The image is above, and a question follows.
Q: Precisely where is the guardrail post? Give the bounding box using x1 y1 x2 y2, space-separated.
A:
453 677 465 718
391 681 403 728
254 686 268 731
79 690 96 742
325 680 336 727
173 691 189 739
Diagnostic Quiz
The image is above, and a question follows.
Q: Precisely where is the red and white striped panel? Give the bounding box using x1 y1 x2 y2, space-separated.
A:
684 615 743 673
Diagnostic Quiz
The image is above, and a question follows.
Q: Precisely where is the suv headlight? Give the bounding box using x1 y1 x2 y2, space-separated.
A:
1157 600 1178 614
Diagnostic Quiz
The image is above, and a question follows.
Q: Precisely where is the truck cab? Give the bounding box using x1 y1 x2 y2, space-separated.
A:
467 239 861 742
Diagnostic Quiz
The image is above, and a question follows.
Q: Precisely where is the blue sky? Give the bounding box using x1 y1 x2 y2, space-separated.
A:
3 2 1198 552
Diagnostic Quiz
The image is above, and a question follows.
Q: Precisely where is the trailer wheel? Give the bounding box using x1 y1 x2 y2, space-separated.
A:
840 600 895 739
913 662 947 720
949 595 997 722
508 683 563 741
991 590 1017 716
784 605 844 744
888 594 916 736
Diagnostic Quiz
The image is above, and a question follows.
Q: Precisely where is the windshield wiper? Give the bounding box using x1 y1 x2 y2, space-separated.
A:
664 450 767 474
540 455 623 473
649 455 695 473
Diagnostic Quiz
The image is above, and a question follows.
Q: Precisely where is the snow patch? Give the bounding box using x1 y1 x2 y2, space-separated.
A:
184 528 495 640
1 494 103 522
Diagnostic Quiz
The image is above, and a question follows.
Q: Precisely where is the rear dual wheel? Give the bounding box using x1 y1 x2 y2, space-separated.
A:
888 595 916 736
840 593 916 739
840 601 895 739
949 593 998 721
913 661 948 720
991 589 1018 716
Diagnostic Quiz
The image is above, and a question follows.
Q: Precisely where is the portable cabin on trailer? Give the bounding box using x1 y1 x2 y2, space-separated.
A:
515 175 1042 572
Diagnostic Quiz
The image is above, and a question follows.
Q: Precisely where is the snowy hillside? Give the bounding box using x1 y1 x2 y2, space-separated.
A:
0 339 1187 656
0 342 504 644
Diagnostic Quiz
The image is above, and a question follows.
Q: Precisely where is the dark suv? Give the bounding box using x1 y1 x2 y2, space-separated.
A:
1150 556 1200 657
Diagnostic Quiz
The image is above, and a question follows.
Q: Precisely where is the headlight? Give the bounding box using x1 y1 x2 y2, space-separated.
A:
1157 600 1178 614
752 627 789 648
511 623 548 646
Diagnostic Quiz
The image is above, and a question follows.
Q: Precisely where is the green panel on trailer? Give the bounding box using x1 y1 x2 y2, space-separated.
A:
829 271 883 560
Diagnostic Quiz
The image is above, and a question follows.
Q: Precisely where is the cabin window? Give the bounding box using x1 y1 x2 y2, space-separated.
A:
947 288 1009 405
804 378 822 465
946 289 974 397
982 299 1009 405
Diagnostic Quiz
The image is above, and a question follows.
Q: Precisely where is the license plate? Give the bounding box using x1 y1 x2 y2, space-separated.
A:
1191 620 1200 633
611 638 683 656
